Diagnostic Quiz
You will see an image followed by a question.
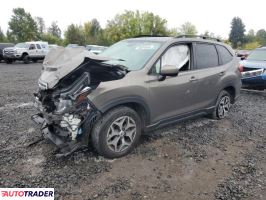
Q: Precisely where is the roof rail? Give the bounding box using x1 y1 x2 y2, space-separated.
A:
176 35 221 42
134 35 169 38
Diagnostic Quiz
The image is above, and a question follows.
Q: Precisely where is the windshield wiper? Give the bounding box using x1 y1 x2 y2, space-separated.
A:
115 58 126 62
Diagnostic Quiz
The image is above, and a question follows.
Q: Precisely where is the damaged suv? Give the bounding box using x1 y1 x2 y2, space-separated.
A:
32 36 241 158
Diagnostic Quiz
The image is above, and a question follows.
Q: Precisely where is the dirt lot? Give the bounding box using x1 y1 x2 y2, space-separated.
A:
0 62 265 200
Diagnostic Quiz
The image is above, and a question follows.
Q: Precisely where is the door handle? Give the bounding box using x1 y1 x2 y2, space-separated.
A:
219 71 225 76
189 76 198 82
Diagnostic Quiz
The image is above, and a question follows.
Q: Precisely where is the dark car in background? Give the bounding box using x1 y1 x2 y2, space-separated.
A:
236 49 250 60
240 47 266 90
0 43 14 61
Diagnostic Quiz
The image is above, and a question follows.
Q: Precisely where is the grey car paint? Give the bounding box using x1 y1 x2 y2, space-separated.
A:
88 37 241 128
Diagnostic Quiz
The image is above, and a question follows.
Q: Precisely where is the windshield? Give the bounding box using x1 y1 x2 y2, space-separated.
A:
99 40 162 70
15 43 28 48
247 49 266 61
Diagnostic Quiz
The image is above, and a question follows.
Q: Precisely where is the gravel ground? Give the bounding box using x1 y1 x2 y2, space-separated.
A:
0 61 265 200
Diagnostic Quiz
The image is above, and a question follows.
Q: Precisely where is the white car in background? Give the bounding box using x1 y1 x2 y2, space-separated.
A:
86 45 107 54
3 41 49 64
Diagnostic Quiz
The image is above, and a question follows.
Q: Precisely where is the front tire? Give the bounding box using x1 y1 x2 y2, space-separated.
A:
91 106 141 158
211 90 232 119
23 55 30 64
5 59 13 64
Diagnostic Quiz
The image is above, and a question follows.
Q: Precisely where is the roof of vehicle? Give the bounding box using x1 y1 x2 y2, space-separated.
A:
126 35 225 45
257 46 266 50
26 41 48 44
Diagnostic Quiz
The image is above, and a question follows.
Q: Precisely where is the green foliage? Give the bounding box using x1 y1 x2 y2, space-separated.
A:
243 41 261 50
84 19 102 44
8 8 39 42
104 10 168 44
256 29 266 46
178 22 197 35
229 17 245 48
40 33 63 45
0 27 6 42
35 17 45 35
64 24 85 45
48 21 61 38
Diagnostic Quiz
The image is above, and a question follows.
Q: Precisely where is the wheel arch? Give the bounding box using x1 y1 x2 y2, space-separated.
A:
99 97 151 130
22 52 29 56
223 85 236 103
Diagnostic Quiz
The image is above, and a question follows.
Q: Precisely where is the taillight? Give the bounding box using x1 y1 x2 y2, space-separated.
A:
238 64 244 72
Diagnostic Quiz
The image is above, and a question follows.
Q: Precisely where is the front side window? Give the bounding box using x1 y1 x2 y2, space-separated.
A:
161 45 190 70
195 43 219 69
29 44 36 50
99 40 162 71
217 45 233 64
151 44 190 74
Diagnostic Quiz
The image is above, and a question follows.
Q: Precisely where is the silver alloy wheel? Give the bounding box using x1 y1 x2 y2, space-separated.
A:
217 96 231 118
106 116 137 152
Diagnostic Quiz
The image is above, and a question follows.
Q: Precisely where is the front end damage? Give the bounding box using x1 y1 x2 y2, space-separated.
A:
31 47 127 156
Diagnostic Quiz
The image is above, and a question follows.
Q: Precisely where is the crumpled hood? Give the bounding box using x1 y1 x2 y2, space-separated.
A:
39 47 112 89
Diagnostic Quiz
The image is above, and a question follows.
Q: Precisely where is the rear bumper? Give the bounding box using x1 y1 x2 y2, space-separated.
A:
242 75 266 88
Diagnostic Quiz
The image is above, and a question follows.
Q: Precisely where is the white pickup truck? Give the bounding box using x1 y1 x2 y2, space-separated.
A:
3 41 49 64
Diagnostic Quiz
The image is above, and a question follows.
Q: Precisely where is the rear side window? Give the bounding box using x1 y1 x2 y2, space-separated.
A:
195 43 219 69
217 45 233 64
36 44 41 49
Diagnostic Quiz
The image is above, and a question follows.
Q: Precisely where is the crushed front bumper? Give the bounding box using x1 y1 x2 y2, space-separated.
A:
31 110 101 157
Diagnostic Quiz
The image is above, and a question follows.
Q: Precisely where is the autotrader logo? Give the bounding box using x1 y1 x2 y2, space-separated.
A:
0 188 54 199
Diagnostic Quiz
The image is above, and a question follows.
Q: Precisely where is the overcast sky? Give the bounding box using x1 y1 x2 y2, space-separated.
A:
0 0 265 38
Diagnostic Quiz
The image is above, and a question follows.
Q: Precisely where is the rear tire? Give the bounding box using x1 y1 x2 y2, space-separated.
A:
210 90 232 120
91 106 141 158
23 55 30 64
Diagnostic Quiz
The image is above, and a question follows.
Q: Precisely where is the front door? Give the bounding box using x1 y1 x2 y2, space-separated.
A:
28 44 37 57
147 44 201 123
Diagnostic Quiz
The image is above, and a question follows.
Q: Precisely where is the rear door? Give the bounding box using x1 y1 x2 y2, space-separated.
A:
192 42 225 109
36 43 43 58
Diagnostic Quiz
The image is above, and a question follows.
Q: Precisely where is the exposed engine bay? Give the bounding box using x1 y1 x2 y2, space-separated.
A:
31 47 127 156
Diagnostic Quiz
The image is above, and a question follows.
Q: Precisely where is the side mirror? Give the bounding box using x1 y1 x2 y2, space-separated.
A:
160 65 179 76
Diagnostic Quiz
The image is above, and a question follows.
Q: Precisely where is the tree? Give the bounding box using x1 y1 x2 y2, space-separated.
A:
229 17 245 48
8 8 38 42
35 17 45 35
104 10 168 44
41 33 62 45
48 21 61 38
256 29 266 46
178 22 197 35
64 24 85 45
0 27 6 42
84 19 102 44
245 29 256 43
